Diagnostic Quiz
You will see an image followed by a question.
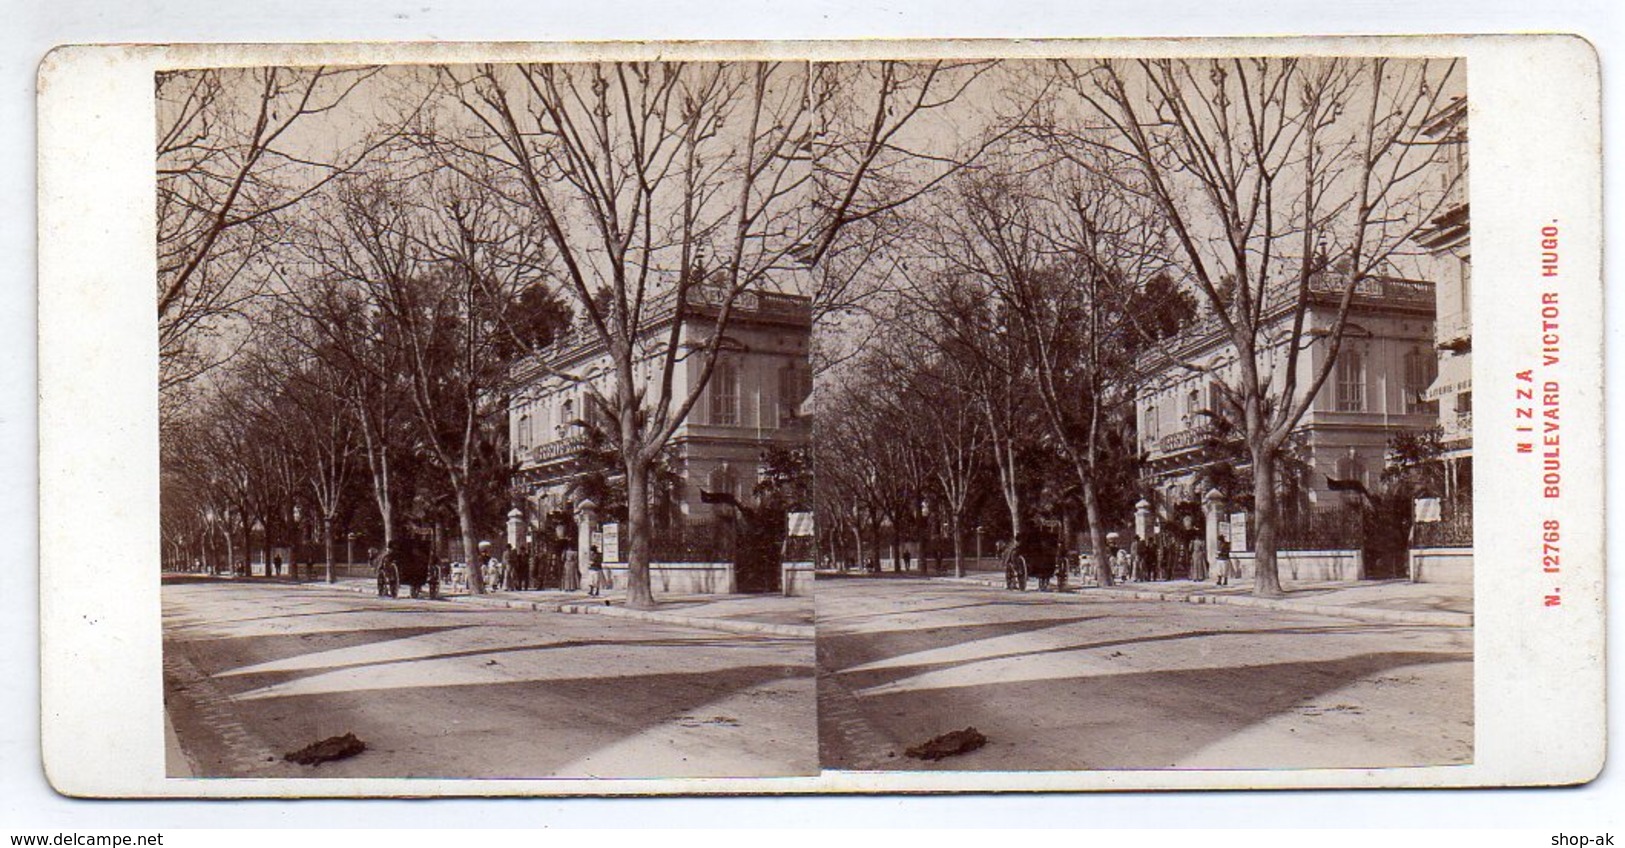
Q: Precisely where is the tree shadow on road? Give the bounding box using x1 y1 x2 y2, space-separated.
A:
825 620 1458 691
191 632 800 696
817 596 1090 627
168 625 476 680
821 650 1471 771
172 662 818 779
819 614 1110 672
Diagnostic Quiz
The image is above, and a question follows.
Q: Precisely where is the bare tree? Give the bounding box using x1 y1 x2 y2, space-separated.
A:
156 67 395 399
299 163 555 593
269 271 418 572
807 60 1037 379
892 258 1045 566
436 60 989 609
813 374 917 573
1059 57 1464 596
241 318 361 582
919 157 1184 584
861 334 989 577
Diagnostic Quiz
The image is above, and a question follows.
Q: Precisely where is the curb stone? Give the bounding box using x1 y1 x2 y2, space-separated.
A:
555 601 814 639
272 575 812 638
934 575 1472 627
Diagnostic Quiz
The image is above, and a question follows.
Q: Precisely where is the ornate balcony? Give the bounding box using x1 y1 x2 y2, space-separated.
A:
1149 425 1217 454
528 435 587 465
1307 273 1435 307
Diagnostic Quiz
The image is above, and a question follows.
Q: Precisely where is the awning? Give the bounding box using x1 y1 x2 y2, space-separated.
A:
1423 354 1472 402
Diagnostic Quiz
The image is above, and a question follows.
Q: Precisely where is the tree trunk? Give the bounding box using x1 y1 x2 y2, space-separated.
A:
624 458 656 609
322 518 335 583
1251 446 1284 597
915 519 927 575
997 449 1023 545
1081 477 1114 586
457 482 484 594
262 531 272 578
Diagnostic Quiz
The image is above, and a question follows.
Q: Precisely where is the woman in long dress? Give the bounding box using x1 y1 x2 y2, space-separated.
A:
1188 536 1207 581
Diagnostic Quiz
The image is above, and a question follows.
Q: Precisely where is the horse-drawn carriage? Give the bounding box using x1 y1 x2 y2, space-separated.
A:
1002 528 1062 591
375 539 441 599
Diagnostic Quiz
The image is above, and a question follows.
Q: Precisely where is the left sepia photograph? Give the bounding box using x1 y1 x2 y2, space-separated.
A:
155 62 826 779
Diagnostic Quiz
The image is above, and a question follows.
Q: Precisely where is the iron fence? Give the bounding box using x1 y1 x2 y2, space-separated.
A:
648 523 736 563
1413 496 1473 547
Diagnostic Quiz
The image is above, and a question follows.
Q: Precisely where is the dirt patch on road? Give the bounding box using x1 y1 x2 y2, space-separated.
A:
905 727 988 761
284 732 367 766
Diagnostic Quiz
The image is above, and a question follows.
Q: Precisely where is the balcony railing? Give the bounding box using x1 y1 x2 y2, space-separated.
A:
518 285 812 373
684 285 811 321
1149 425 1216 454
1307 273 1435 306
528 435 587 464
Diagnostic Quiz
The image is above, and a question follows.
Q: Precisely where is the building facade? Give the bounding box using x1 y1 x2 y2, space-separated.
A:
1415 96 1472 498
508 284 813 543
1137 274 1439 517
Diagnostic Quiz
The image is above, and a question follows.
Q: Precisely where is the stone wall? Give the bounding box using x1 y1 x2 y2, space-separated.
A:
781 561 814 597
1230 549 1365 581
603 562 736 594
1408 547 1473 585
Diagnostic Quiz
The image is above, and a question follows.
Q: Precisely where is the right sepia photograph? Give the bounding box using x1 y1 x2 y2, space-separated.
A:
810 56 1474 772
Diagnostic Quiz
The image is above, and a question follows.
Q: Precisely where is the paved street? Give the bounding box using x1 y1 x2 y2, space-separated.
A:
817 576 1472 772
162 576 816 779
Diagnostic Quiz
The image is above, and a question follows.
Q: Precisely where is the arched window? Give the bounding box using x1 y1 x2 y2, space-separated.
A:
710 360 740 426
1144 401 1160 445
1336 350 1367 412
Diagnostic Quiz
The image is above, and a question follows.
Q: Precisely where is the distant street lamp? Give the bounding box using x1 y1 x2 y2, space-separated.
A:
340 531 358 584
916 498 930 574
203 508 217 574
252 519 265 577
974 524 984 573
880 515 895 572
290 504 303 580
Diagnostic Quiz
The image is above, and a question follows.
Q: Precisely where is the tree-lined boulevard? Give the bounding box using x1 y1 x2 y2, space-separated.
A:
158 60 999 608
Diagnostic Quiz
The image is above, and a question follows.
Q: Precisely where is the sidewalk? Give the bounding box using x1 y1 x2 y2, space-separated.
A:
554 591 814 638
937 573 1473 627
187 573 815 638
